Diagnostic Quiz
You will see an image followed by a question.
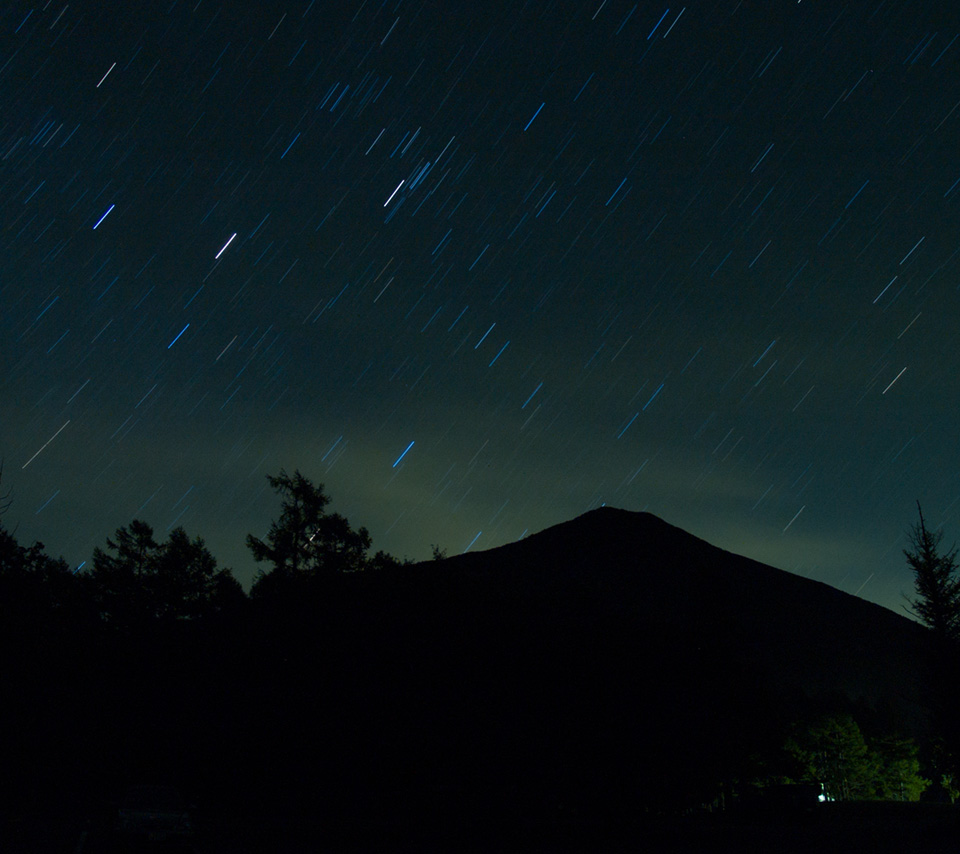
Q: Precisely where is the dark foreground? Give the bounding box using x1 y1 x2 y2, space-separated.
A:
4 800 960 853
2 511 950 852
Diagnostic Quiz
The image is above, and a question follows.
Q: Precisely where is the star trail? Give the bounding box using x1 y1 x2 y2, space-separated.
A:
3 1 960 612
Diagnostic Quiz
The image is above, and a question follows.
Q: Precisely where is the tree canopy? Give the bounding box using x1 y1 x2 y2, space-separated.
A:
779 714 928 802
86 519 243 626
0 462 92 633
246 469 400 596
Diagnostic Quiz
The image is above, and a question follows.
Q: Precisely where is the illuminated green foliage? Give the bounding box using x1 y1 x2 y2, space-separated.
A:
783 714 928 801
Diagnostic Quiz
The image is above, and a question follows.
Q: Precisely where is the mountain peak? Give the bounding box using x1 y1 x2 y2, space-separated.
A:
423 507 930 738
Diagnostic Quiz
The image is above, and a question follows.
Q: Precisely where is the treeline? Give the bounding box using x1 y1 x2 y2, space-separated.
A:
0 469 403 635
746 713 928 803
0 469 412 844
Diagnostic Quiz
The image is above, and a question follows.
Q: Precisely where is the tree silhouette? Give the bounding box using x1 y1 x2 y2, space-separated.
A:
87 519 242 625
150 526 244 620
247 469 398 595
904 501 960 643
88 519 159 625
0 463 95 641
0 524 90 635
904 502 960 800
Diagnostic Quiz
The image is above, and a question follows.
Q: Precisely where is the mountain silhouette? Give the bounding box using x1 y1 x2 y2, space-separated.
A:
417 506 931 736
259 505 934 837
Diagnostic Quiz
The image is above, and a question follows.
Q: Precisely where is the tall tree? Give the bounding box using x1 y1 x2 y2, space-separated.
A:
784 714 879 800
88 519 160 626
247 470 334 578
247 469 397 595
872 735 929 801
904 503 960 800
904 502 960 643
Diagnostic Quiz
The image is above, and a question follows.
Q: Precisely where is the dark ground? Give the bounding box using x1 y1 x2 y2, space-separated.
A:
2 510 950 853
4 800 960 853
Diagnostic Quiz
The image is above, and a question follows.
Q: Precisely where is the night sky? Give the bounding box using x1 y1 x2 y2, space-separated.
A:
3 1 959 612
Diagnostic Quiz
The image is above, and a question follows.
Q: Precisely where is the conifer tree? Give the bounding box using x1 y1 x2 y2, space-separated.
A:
905 502 960 643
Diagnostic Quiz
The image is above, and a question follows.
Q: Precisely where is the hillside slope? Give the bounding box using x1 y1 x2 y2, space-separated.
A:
420 507 931 734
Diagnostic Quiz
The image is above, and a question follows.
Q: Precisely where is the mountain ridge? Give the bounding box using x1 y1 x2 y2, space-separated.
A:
431 505 918 629
408 506 932 740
